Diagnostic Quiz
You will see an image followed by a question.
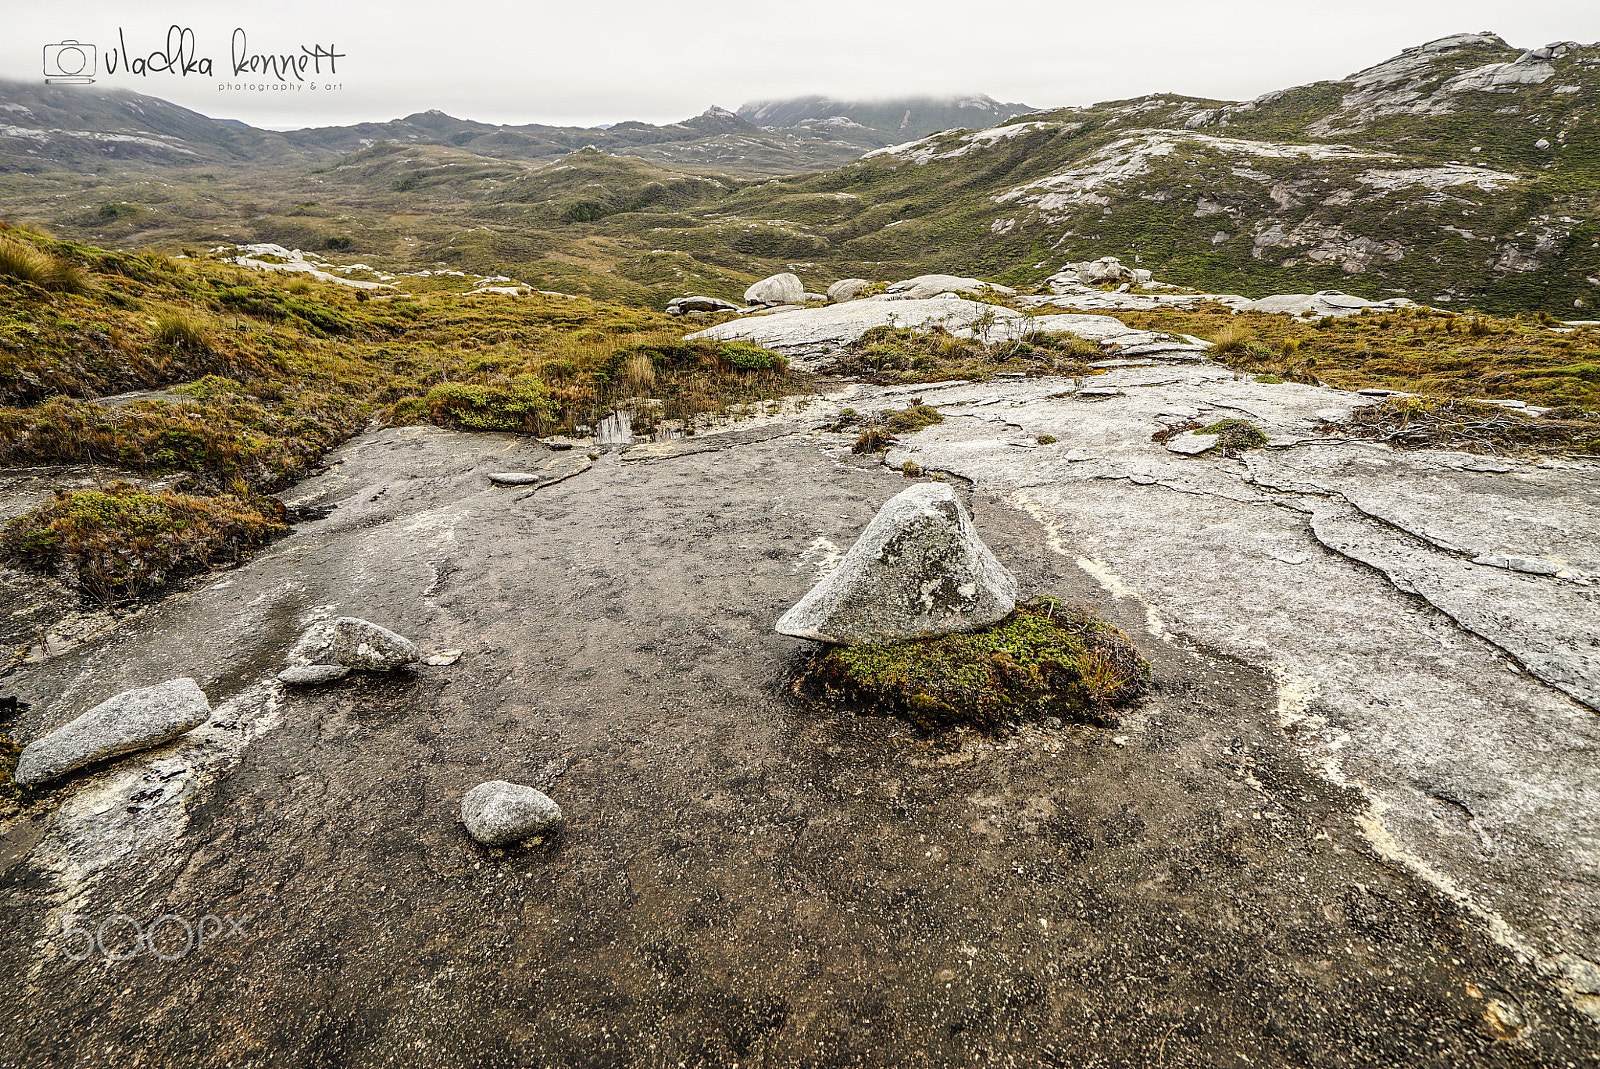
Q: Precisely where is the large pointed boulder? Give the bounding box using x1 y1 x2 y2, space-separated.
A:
777 483 1018 646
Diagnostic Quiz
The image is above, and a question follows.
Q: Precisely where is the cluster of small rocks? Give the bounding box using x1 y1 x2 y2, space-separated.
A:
13 615 559 848
671 258 1429 327
665 271 1015 318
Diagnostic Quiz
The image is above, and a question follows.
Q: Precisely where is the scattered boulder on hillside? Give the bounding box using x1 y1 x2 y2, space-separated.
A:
14 678 211 786
776 482 1018 646
1240 290 1417 318
688 296 1022 359
461 781 564 846
886 274 1017 300
1049 257 1153 288
666 295 741 316
827 278 873 302
687 298 1206 362
744 272 805 306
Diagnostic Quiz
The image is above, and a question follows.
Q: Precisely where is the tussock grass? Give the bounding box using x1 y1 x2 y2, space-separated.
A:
1339 395 1600 455
2 483 287 601
1207 322 1254 355
834 325 1092 382
0 234 91 294
152 310 212 352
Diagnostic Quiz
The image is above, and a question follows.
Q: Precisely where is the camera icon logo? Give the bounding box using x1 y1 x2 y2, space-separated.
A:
43 40 96 84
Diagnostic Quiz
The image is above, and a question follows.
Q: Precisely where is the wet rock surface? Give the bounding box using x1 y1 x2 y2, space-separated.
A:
323 617 421 671
0 416 1597 1066
276 664 350 686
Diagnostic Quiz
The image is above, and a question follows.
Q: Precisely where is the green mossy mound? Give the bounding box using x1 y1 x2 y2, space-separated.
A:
806 598 1149 731
1196 418 1269 453
2 482 287 601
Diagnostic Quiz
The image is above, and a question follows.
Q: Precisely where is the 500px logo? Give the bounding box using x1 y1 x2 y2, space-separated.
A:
57 912 250 962
42 26 344 84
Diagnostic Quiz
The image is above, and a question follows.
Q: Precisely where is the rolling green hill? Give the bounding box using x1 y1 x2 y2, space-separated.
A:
2 33 1597 313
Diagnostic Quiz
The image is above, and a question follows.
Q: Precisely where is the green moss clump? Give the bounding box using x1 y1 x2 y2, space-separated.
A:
2 482 287 601
1196 418 1269 453
809 599 1149 731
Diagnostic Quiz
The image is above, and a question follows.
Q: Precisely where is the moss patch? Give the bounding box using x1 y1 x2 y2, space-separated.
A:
884 404 944 434
1196 418 1269 453
2 482 287 601
806 599 1149 731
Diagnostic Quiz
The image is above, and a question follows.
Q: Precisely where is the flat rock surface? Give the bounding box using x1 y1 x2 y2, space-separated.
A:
880 369 1600 999
1 414 1598 1065
487 453 592 488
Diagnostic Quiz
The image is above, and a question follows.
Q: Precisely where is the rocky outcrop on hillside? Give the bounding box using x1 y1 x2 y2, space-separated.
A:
649 33 1600 313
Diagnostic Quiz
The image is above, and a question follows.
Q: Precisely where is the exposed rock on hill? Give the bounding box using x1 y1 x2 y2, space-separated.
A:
744 272 804 306
686 295 1210 363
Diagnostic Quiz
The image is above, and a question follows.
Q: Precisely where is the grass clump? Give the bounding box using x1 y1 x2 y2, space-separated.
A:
152 310 211 352
806 598 1149 731
402 375 556 435
846 404 943 453
2 482 287 601
834 325 1091 382
0 234 91 294
1340 395 1600 454
884 404 943 434
1196 418 1269 454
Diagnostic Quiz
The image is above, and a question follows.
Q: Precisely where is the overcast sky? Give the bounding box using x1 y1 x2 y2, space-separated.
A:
4 1 1598 129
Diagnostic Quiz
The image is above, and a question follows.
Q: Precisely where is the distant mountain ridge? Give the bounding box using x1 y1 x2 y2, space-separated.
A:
735 94 1035 141
0 85 1035 178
